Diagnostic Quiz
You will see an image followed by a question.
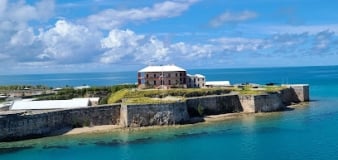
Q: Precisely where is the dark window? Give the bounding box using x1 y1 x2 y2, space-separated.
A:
146 74 149 78
168 73 170 77
176 73 178 77
154 74 156 78
168 80 171 85
154 80 156 85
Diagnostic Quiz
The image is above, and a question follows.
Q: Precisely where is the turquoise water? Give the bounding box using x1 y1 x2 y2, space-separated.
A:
1 66 338 160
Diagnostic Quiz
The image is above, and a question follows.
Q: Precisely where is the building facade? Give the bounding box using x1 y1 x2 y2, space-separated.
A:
138 65 187 89
187 74 206 88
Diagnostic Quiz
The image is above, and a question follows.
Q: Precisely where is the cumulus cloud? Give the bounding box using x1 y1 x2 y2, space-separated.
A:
38 20 102 63
0 0 55 63
209 10 257 28
99 30 170 64
85 0 198 29
2 0 338 73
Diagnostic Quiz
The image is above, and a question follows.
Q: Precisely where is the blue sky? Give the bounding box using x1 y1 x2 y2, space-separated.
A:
1 0 338 74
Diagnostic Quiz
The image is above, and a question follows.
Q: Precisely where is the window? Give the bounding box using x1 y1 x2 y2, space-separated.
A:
168 73 170 78
176 73 178 77
146 74 149 78
168 80 171 85
154 80 156 85
154 74 156 78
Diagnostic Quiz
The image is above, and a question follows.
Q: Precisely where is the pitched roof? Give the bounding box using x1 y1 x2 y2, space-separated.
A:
138 65 186 73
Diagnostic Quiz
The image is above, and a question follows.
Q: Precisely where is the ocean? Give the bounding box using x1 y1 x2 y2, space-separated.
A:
1 66 338 160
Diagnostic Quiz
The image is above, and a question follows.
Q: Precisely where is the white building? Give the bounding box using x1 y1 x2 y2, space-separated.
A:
187 74 206 88
138 65 187 89
205 81 231 88
10 98 99 110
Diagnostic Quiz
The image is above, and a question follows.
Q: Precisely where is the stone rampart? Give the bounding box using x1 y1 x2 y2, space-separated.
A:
186 95 242 116
239 94 285 113
0 104 120 141
120 102 189 127
0 84 309 141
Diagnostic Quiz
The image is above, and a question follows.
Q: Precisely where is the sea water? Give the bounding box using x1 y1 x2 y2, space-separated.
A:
1 66 338 160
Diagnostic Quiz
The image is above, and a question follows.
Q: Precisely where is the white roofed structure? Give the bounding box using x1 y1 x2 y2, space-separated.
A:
138 65 186 73
138 65 187 89
205 81 231 87
10 99 90 110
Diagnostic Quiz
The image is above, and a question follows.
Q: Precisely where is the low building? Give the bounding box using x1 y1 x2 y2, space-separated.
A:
205 81 231 88
10 97 99 110
138 65 187 89
187 74 206 88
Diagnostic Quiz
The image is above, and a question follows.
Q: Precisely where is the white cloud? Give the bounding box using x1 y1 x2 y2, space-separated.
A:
10 27 35 46
170 42 214 58
99 30 170 64
0 0 7 17
101 29 144 48
85 0 198 30
38 20 102 63
136 36 170 63
209 10 257 27
260 24 338 35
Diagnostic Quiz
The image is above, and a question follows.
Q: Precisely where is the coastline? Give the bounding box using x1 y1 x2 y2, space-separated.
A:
61 103 309 136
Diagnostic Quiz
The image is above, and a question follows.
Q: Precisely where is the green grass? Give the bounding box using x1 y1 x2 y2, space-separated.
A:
107 86 287 104
264 86 286 93
123 97 184 104
234 85 285 95
108 88 231 104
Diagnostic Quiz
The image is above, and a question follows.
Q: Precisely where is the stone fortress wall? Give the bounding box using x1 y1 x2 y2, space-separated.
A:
0 85 309 141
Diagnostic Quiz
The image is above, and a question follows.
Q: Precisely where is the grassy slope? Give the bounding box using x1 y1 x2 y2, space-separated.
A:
108 88 231 104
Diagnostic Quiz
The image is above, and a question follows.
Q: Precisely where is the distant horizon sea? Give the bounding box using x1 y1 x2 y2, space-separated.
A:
1 65 338 160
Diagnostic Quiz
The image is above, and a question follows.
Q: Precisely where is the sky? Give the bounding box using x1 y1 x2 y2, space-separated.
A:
1 0 338 74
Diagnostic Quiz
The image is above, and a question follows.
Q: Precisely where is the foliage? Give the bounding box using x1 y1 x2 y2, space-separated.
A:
107 89 129 104
0 85 51 91
36 84 136 102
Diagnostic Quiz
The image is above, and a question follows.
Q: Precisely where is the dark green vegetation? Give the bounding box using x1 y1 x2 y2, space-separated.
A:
37 84 136 104
0 85 51 90
108 88 232 104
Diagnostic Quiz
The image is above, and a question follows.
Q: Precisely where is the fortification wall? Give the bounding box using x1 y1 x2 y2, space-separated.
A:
186 95 242 116
120 102 190 127
0 84 309 141
0 104 120 141
239 94 285 113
